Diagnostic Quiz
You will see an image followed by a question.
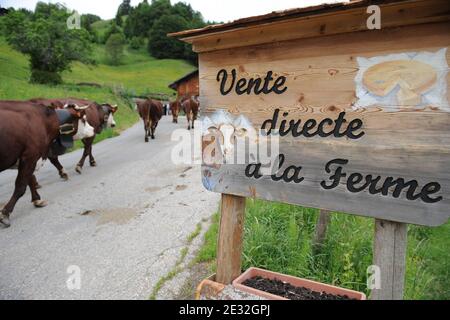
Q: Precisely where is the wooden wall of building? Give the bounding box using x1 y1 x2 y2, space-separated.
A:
177 74 199 99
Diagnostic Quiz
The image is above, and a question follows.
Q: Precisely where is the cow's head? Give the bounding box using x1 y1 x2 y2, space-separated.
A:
100 103 118 128
61 104 95 140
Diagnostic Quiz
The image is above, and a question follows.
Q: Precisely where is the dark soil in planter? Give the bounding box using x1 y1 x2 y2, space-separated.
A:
242 276 356 300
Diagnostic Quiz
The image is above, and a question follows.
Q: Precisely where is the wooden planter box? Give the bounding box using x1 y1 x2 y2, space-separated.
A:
233 267 366 300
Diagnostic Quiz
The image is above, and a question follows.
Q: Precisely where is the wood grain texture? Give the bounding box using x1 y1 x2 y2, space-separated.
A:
216 194 246 284
180 0 450 53
371 220 407 300
313 210 332 254
198 19 450 226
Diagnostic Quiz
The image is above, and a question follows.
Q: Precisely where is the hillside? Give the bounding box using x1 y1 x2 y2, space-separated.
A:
0 36 196 144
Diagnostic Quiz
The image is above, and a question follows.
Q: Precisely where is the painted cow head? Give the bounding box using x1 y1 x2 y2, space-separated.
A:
202 110 257 165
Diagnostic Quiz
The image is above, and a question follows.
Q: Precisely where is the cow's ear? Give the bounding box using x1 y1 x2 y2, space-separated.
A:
75 111 82 118
112 105 118 113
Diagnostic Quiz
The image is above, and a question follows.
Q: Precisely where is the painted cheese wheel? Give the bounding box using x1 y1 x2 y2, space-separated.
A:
362 60 437 106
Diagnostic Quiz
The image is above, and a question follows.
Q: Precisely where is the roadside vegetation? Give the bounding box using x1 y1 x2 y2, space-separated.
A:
196 199 450 300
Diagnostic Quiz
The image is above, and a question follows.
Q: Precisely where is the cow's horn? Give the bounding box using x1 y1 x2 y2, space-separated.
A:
75 105 89 110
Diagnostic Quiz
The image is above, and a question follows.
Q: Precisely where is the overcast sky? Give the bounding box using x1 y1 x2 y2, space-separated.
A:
2 0 347 22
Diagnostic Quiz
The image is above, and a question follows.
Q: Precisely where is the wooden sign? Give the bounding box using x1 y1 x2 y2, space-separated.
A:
171 0 450 230
172 0 450 228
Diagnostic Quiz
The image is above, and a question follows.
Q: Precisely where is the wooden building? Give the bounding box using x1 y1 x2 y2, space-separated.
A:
168 70 199 99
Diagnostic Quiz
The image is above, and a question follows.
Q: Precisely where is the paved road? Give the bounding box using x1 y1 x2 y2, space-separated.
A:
0 117 219 300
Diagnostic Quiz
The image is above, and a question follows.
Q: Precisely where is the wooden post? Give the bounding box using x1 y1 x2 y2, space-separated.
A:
371 219 408 300
313 209 331 254
216 194 246 284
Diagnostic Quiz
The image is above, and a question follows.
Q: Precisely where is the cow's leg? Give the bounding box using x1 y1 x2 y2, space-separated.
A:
76 138 92 174
144 120 149 142
1 158 37 228
29 174 47 208
85 138 96 167
192 112 198 129
49 156 69 180
187 112 191 130
151 121 158 140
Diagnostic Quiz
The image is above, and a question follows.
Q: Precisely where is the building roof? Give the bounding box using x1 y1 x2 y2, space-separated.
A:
168 70 199 90
168 0 407 39
169 0 447 53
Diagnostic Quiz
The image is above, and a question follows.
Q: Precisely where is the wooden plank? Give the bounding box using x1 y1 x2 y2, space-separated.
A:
313 210 332 254
371 220 408 300
198 20 450 226
179 0 450 53
216 194 246 284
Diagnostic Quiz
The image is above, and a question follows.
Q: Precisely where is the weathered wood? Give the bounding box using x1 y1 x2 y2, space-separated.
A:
216 194 246 284
313 210 331 254
197 19 450 226
371 219 408 300
174 0 450 53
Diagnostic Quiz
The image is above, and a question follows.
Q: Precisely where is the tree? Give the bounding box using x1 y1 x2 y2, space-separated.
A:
123 0 151 38
105 33 126 65
121 0 208 63
148 14 188 59
115 13 123 27
3 4 92 84
124 0 171 39
81 14 101 30
129 36 144 50
102 22 122 44
117 0 132 17
171 2 205 29
81 14 101 42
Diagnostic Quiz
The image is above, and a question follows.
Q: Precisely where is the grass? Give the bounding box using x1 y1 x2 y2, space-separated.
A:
196 199 450 300
0 36 195 146
149 222 205 300
65 44 194 96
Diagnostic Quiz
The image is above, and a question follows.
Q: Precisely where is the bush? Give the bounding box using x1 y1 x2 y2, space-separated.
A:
129 36 144 50
102 22 123 44
30 69 62 85
105 33 126 65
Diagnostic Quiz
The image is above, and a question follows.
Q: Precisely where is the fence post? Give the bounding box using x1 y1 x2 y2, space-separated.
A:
371 219 408 300
216 194 246 284
313 209 331 254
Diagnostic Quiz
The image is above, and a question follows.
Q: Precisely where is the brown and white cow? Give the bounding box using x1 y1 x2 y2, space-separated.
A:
182 96 199 130
0 100 94 228
136 99 163 142
30 98 118 177
74 102 118 174
169 100 181 124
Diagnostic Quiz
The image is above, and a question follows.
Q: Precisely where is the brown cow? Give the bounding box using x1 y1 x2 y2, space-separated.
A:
169 100 181 124
182 96 199 130
75 102 118 174
0 101 94 228
29 98 118 177
137 99 163 142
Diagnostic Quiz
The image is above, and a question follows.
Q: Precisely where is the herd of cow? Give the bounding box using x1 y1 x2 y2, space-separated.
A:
0 95 199 229
136 95 199 142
